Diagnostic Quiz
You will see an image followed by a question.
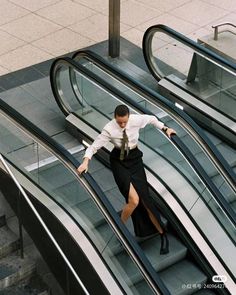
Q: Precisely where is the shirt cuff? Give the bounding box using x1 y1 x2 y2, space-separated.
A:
83 148 93 160
158 121 164 130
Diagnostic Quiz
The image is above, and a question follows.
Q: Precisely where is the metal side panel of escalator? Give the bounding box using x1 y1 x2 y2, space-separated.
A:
69 49 236 215
0 99 174 295
49 56 236 293
142 24 236 147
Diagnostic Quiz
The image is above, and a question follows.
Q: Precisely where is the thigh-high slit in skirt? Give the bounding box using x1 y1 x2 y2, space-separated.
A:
110 147 162 237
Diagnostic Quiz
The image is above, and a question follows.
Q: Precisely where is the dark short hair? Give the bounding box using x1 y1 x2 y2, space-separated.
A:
114 104 130 117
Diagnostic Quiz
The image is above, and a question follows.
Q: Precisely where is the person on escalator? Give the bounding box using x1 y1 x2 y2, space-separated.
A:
77 104 176 255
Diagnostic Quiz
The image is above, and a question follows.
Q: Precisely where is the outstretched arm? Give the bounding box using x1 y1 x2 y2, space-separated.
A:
77 128 110 175
140 115 176 137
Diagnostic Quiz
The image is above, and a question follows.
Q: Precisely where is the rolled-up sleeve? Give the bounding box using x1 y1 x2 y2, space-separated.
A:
84 128 110 160
139 115 164 130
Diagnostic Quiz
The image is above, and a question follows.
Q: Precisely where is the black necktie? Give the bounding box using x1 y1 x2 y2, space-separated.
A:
120 129 128 161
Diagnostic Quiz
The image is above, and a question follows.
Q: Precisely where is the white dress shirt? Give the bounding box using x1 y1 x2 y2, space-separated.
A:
84 114 164 159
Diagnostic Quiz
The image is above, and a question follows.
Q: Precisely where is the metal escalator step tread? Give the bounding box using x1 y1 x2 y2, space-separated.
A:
159 259 207 295
112 234 187 284
0 226 19 259
139 234 187 271
131 259 208 295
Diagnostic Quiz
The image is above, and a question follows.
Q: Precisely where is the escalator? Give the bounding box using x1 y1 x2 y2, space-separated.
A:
0 99 171 295
50 54 236 293
142 24 236 149
0 88 225 294
1 88 230 295
71 50 236 217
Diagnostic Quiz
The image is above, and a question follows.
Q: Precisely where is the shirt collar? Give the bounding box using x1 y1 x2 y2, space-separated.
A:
113 117 130 131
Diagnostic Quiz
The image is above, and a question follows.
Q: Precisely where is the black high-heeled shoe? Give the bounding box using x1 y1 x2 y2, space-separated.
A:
160 232 169 255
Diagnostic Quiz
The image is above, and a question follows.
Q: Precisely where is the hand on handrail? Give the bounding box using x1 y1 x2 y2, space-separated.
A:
166 128 176 138
77 158 89 175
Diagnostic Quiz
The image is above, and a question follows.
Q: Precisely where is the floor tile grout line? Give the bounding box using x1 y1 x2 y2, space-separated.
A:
7 0 63 15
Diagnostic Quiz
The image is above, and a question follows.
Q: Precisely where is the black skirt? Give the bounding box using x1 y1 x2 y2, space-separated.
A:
110 147 161 237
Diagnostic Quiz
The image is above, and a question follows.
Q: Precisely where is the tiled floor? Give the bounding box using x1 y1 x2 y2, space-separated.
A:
0 0 235 74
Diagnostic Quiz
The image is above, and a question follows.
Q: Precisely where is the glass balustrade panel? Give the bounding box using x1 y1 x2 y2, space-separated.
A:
71 59 236 216
0 112 156 294
54 66 236 277
149 32 236 121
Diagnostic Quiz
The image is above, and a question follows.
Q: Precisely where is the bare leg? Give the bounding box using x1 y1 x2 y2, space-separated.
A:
121 183 163 234
142 202 169 254
120 183 168 254
144 206 164 234
121 183 139 223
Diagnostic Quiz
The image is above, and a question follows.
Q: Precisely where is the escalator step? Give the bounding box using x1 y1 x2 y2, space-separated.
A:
112 234 187 285
131 258 207 295
159 259 207 295
139 234 187 272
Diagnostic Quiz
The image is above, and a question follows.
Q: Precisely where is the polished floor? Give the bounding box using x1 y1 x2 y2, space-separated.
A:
0 0 235 75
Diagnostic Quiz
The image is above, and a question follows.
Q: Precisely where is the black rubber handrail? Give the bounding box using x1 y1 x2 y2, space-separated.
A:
142 24 236 133
142 24 236 81
0 98 170 295
72 50 236 192
69 111 236 290
50 57 236 283
50 57 236 235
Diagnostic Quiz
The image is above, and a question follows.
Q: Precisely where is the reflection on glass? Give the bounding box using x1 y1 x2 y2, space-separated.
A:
74 58 236 214
55 62 236 277
0 113 156 294
150 32 236 121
